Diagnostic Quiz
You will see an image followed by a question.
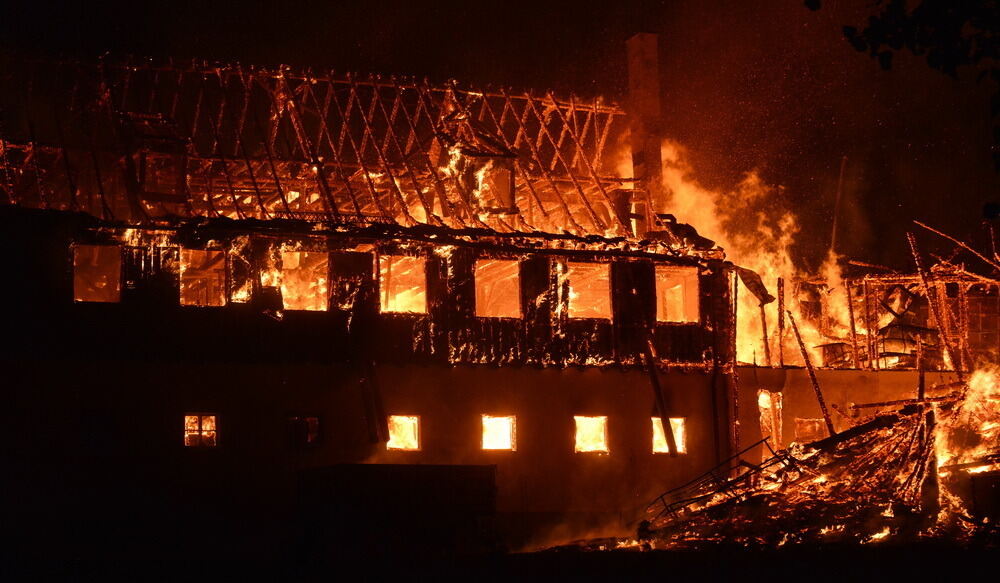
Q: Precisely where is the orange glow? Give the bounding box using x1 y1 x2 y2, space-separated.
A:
652 417 687 454
386 415 420 450
180 249 226 306
657 141 829 365
184 414 217 447
73 245 121 303
475 259 521 318
655 265 699 323
481 415 516 450
280 250 329 311
379 255 427 313
566 262 611 319
574 415 609 453
794 418 827 443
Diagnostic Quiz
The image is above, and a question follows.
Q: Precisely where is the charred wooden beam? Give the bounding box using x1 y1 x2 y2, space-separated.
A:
788 310 836 437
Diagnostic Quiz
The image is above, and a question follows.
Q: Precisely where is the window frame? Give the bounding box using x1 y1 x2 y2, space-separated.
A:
183 413 218 448
481 414 517 451
386 414 422 451
473 257 523 320
377 253 429 315
564 260 613 321
654 265 700 324
651 417 688 454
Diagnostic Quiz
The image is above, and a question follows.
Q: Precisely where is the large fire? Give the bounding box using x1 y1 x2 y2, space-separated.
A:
649 140 845 365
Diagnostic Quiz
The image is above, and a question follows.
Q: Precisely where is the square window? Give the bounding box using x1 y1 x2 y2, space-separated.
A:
386 415 420 450
288 416 321 448
652 417 687 454
379 255 427 314
656 266 699 323
73 245 121 303
180 249 226 307
184 414 217 447
280 251 329 311
481 415 516 450
475 259 521 318
574 415 609 453
566 262 611 319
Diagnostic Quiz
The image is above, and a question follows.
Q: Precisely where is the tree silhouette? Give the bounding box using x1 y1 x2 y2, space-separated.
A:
809 0 1000 170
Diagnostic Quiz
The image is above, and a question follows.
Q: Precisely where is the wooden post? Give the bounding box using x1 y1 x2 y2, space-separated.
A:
916 340 926 401
642 336 678 456
846 280 861 369
759 303 772 367
907 233 963 381
777 277 785 367
788 310 836 437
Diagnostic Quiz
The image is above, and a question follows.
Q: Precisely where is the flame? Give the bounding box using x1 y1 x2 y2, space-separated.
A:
574 415 609 453
386 415 420 450
651 417 687 454
482 415 516 450
379 254 428 313
656 140 834 365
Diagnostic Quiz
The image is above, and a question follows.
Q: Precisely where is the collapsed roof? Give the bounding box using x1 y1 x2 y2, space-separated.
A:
0 54 721 261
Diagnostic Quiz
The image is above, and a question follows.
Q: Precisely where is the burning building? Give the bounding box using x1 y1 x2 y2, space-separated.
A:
1 35 753 560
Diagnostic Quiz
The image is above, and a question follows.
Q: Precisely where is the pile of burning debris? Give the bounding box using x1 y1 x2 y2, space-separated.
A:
632 368 1000 549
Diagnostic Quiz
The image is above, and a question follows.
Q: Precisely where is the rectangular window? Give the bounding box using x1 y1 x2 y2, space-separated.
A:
566 262 611 319
652 417 688 454
73 244 121 303
481 415 516 451
280 251 329 311
794 418 828 443
379 255 427 314
386 415 420 450
574 415 609 453
179 249 226 306
288 416 321 448
184 414 217 447
475 259 521 318
656 265 699 323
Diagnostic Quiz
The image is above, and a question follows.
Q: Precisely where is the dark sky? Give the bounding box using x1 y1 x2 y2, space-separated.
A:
2 0 997 270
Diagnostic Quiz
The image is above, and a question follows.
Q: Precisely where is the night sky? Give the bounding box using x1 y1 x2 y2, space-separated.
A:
2 0 997 270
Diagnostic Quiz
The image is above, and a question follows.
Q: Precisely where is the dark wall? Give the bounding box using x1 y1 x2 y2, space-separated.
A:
2 206 732 559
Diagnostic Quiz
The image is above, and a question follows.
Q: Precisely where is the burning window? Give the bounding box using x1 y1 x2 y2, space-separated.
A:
179 249 226 306
794 418 828 443
566 262 611 319
481 415 516 450
651 417 687 454
656 265 699 323
288 416 321 448
184 414 217 447
386 415 420 450
475 259 521 318
574 415 609 453
73 244 121 303
280 251 329 311
379 255 427 314
758 390 784 456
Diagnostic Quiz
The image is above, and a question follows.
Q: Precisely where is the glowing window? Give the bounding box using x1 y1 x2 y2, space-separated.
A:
566 262 611 319
794 418 827 443
386 415 420 450
280 251 329 311
379 255 427 314
475 259 521 318
652 417 688 454
179 249 226 306
574 415 609 453
184 414 217 447
656 265 699 323
481 415 516 450
73 244 121 303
